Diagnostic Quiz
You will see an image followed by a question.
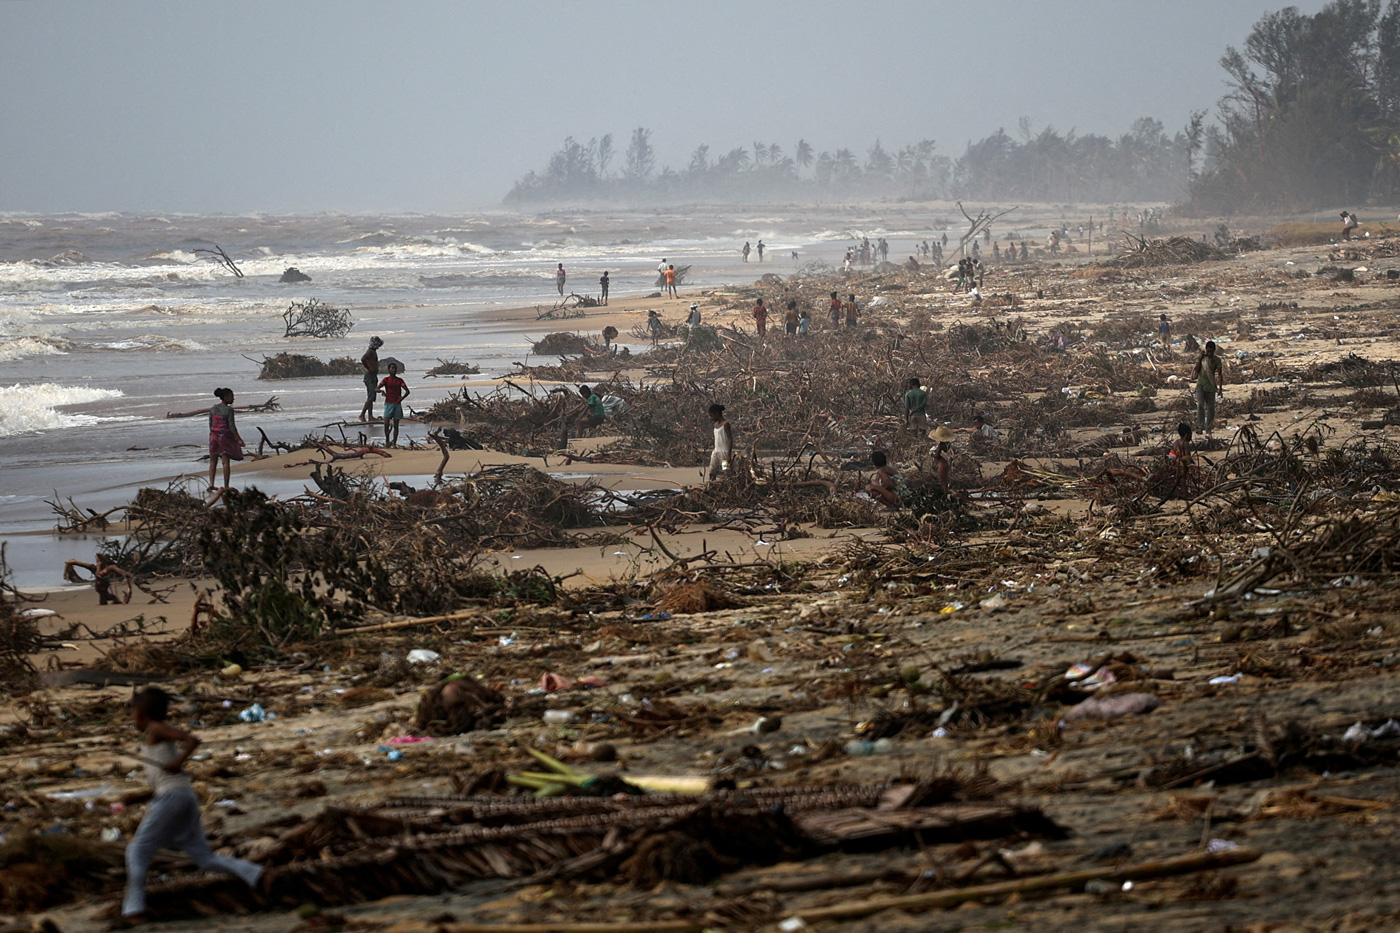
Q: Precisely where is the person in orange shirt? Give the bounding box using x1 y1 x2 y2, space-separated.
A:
752 298 768 338
844 293 859 327
783 300 799 337
828 291 842 326
664 264 678 298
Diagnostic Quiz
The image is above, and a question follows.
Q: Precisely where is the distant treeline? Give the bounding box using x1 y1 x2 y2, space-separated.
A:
1190 0 1400 212
504 121 1192 207
505 1 1400 213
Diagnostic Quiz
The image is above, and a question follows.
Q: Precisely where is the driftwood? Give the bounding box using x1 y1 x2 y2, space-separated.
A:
194 244 242 278
792 845 1263 921
165 397 281 418
282 298 353 338
956 202 1019 259
284 441 392 467
62 559 133 605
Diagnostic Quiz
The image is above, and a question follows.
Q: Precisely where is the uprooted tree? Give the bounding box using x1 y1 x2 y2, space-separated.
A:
283 298 353 339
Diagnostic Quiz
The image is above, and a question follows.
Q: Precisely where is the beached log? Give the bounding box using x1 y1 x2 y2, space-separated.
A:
791 846 1262 921
165 397 281 418
956 202 1019 259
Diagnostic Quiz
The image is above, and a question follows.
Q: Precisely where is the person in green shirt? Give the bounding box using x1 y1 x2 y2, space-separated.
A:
1191 340 1225 434
904 377 929 426
577 384 606 433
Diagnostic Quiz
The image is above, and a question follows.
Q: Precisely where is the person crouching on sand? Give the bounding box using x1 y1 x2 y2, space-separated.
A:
207 387 245 493
378 362 410 448
119 687 263 925
865 450 901 509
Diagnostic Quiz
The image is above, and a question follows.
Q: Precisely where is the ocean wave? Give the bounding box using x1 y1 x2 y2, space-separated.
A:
0 336 72 362
135 249 201 263
0 383 126 437
94 335 208 352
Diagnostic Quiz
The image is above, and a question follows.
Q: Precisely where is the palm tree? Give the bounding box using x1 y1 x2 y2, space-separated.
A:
834 148 858 179
795 139 815 173
753 141 769 167
768 142 783 164
689 144 710 172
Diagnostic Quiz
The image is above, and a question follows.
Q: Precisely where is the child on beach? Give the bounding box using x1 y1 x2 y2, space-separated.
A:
844 294 859 327
207 388 245 493
784 300 799 336
708 403 733 479
752 298 768 338
377 362 410 448
798 308 810 336
1158 314 1171 348
865 450 901 509
556 263 566 295
120 687 263 924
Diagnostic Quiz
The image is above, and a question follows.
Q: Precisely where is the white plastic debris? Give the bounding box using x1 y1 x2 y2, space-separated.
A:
1343 719 1400 744
406 649 441 665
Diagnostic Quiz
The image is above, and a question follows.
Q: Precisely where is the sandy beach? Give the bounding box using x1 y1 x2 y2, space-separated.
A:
8 219 1400 932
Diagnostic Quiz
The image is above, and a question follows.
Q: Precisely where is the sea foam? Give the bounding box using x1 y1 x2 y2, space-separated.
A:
0 383 125 437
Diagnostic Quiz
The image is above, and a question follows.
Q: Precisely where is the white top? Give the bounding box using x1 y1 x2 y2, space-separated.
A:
713 424 731 455
143 738 193 796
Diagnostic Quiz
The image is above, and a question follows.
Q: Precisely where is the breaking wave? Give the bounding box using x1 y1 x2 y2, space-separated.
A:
0 383 126 437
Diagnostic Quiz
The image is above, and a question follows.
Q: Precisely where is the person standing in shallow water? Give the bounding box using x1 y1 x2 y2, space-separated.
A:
359 335 382 422
207 387 245 493
556 263 566 296
756 240 765 261
599 271 609 305
742 242 751 262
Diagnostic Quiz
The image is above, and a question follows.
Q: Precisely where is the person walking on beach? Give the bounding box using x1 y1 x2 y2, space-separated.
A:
657 258 669 288
120 688 263 924
647 309 665 344
828 291 842 326
687 302 702 328
904 377 928 426
742 242 751 262
1191 340 1225 434
359 336 382 422
1158 313 1171 349
798 307 811 336
556 263 567 296
207 387 245 493
756 240 765 261
378 362 410 448
599 271 609 305
665 264 678 298
844 293 859 328
708 403 733 479
929 425 954 496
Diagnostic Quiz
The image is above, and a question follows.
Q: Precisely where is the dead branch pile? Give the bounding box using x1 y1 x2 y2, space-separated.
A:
255 353 361 380
424 358 481 378
0 546 42 696
532 332 596 356
1109 235 1225 268
131 784 1063 920
282 298 353 339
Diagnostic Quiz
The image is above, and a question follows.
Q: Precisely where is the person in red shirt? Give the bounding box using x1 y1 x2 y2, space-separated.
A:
377 362 411 447
752 298 768 338
828 291 842 326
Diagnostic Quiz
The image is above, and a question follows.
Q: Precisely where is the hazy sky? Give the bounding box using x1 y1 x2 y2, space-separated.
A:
0 0 1329 214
